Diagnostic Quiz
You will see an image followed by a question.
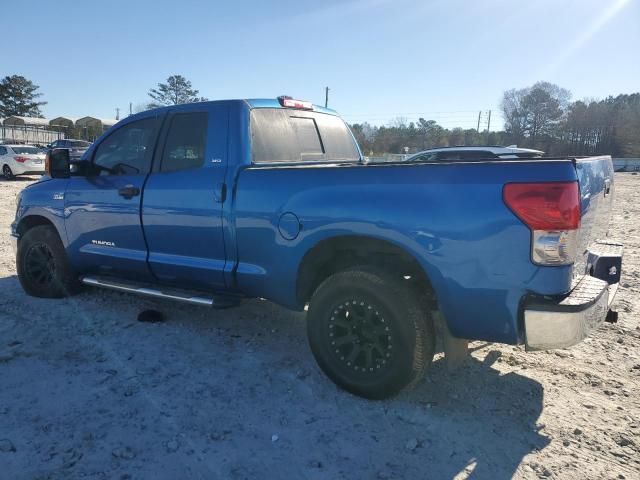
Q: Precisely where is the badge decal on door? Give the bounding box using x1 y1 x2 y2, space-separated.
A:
91 240 116 247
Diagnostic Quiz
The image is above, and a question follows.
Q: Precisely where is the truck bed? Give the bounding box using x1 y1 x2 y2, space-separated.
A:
232 156 614 345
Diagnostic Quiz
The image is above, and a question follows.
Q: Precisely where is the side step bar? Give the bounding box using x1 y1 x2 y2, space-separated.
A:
81 275 237 307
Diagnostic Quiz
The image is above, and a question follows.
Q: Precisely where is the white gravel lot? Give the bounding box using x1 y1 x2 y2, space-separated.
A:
0 173 638 480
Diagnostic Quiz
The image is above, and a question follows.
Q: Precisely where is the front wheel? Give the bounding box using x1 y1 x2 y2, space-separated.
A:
17 225 81 298
307 267 435 399
2 164 15 180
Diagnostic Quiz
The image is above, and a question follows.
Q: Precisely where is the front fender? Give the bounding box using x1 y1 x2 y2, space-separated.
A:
13 181 69 247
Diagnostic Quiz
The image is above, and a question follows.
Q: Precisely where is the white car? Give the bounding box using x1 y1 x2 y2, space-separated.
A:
406 145 545 162
0 144 46 179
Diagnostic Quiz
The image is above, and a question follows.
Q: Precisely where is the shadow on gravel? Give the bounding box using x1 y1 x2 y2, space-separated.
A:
0 175 42 182
393 350 550 479
0 277 548 480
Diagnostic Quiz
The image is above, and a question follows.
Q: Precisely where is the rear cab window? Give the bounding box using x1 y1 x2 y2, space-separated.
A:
250 109 360 163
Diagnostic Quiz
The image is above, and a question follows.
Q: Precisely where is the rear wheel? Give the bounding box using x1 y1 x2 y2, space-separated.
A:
17 225 81 298
2 164 14 180
307 267 435 399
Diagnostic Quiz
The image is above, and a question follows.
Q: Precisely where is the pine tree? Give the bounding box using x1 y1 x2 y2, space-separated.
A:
0 75 47 117
147 75 208 108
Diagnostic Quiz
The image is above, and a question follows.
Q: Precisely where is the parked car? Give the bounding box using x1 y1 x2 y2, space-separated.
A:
10 97 622 399
47 139 92 163
406 145 544 161
0 144 46 179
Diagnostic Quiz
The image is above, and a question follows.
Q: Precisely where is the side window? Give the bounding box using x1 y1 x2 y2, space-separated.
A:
49 141 58 148
160 112 208 172
92 118 157 176
435 151 462 161
461 151 497 160
416 153 438 162
0 147 6 155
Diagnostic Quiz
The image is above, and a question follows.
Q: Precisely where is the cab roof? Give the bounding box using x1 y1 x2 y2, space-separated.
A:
245 98 337 115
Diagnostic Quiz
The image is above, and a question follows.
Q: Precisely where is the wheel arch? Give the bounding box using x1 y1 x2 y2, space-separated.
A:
17 215 62 241
296 235 438 309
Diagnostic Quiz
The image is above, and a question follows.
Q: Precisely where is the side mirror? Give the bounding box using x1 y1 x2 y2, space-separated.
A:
46 148 70 178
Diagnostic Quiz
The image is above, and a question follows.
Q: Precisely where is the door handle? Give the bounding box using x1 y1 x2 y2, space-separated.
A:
214 182 227 203
118 185 140 199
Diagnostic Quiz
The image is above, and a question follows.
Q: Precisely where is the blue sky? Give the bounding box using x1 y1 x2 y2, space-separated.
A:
4 0 639 129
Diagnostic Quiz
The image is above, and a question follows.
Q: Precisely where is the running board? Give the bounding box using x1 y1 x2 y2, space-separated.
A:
81 275 237 307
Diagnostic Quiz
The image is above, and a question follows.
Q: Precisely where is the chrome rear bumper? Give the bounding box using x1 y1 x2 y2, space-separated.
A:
524 241 622 351
524 276 612 350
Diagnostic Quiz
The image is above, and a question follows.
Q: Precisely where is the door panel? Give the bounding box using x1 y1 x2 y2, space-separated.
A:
142 104 228 291
64 116 161 280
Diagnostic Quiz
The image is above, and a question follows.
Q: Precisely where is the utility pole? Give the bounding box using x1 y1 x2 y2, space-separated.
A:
325 86 330 108
115 108 120 120
486 110 491 132
476 111 482 133
129 102 133 116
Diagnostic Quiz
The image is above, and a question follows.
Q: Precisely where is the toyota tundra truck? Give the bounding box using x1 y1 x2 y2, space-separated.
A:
10 96 623 399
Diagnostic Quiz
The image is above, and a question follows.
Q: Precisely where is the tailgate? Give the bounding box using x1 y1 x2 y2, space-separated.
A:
574 156 615 278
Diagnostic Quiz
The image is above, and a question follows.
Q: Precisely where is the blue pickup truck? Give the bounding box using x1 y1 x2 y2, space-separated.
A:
10 97 623 399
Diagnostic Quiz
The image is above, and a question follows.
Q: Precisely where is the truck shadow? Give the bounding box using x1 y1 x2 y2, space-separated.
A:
394 350 549 479
0 277 548 480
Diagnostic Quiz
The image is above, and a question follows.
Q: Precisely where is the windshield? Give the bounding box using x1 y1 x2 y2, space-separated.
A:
12 146 41 155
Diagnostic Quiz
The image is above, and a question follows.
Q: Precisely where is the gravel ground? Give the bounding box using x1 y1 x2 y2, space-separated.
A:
0 173 638 480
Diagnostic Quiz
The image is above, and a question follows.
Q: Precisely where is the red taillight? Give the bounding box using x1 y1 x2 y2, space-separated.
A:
277 95 313 110
14 156 28 163
503 182 580 230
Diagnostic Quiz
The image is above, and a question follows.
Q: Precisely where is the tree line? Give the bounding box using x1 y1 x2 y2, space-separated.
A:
352 82 640 157
1 74 638 157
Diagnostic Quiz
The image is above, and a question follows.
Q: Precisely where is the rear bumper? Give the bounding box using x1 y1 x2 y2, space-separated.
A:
11 163 45 175
524 241 623 351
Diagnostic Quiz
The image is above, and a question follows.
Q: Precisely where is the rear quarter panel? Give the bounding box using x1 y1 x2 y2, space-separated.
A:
233 160 579 344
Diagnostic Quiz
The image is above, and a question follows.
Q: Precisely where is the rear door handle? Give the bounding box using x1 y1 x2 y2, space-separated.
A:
214 182 227 203
118 185 140 199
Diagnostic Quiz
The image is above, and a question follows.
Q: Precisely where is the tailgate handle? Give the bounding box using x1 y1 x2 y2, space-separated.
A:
604 179 611 196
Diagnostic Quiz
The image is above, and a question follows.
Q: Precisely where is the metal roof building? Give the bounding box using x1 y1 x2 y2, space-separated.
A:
3 116 51 127
75 117 119 129
49 116 78 129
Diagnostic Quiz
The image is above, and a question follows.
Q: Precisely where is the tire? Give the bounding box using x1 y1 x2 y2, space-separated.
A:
307 267 435 399
2 164 15 180
16 225 81 298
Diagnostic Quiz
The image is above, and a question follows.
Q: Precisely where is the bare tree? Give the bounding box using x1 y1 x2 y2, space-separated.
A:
501 82 571 148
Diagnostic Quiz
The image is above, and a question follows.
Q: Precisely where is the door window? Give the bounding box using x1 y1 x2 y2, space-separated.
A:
160 112 208 172
0 147 6 155
92 118 157 175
